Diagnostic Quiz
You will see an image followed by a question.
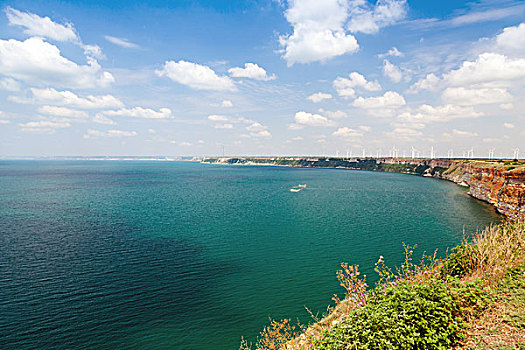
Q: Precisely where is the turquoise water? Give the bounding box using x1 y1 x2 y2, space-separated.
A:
0 161 498 349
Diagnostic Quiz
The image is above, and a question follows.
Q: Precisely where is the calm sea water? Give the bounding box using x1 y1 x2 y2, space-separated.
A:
0 161 498 349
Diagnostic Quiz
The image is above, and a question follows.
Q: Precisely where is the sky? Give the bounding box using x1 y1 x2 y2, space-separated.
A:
0 0 524 158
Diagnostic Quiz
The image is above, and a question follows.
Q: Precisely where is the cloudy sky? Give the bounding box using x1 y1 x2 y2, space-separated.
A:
0 0 524 158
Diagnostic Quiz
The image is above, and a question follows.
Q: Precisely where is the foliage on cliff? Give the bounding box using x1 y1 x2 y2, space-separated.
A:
240 217 525 350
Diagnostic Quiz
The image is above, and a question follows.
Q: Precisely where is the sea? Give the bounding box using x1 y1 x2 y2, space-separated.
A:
0 160 498 349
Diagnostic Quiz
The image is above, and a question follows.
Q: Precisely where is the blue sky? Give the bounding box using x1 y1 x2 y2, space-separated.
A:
0 0 524 158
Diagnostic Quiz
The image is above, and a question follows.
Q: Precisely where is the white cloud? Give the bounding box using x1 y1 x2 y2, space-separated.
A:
156 60 236 91
359 125 371 131
179 142 192 146
100 107 172 119
246 122 266 132
352 91 406 109
406 73 440 94
378 46 403 58
294 111 335 126
445 53 525 87
496 22 525 54
291 136 304 141
0 119 10 124
307 92 333 103
228 63 276 81
92 114 116 125
347 0 407 34
24 88 123 109
287 123 304 130
19 120 71 130
441 87 512 106
500 103 514 110
398 104 483 123
0 77 21 91
5 7 104 59
449 5 525 27
221 100 233 107
249 130 272 138
504 122 515 129
451 129 478 137
5 7 78 42
319 109 348 119
38 106 89 119
208 114 230 122
333 72 381 97
332 127 363 138
279 0 359 65
0 38 114 89
104 35 139 49
382 59 403 83
83 129 137 139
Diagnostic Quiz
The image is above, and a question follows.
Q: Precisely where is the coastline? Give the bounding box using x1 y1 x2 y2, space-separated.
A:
202 156 525 217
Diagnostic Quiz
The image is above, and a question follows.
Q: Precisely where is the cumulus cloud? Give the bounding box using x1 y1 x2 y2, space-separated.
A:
83 129 137 139
496 22 525 54
18 119 71 133
504 122 515 129
38 106 89 119
382 59 403 83
0 38 114 89
441 87 512 106
104 35 139 49
398 104 483 123
156 60 236 91
333 72 381 97
5 7 104 59
406 73 440 94
352 91 406 109
279 0 359 65
22 88 124 109
99 107 172 119
93 114 116 125
294 111 335 126
347 0 407 34
208 114 230 122
5 7 78 42
332 127 363 137
319 109 348 119
378 46 403 58
307 92 333 103
445 53 525 87
228 63 276 81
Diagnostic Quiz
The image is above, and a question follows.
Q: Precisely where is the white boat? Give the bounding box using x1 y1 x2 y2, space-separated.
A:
297 184 307 188
290 188 301 192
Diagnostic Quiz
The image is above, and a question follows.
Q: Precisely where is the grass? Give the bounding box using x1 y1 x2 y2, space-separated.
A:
240 216 525 350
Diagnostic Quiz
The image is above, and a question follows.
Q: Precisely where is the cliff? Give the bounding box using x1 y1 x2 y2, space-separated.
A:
202 157 525 217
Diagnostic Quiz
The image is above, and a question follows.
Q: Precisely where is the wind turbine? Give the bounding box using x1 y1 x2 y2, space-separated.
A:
488 148 495 160
430 146 435 159
468 147 474 158
513 148 520 160
447 149 453 158
411 146 416 159
362 148 366 158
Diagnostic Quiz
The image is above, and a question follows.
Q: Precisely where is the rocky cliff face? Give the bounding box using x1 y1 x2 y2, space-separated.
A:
441 162 525 217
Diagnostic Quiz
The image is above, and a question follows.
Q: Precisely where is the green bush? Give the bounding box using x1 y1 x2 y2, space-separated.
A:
441 244 474 277
314 278 466 350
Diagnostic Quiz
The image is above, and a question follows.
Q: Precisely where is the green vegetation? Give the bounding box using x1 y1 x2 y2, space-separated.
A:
240 218 525 350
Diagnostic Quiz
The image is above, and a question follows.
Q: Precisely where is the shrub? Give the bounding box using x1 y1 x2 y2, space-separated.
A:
441 243 474 277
